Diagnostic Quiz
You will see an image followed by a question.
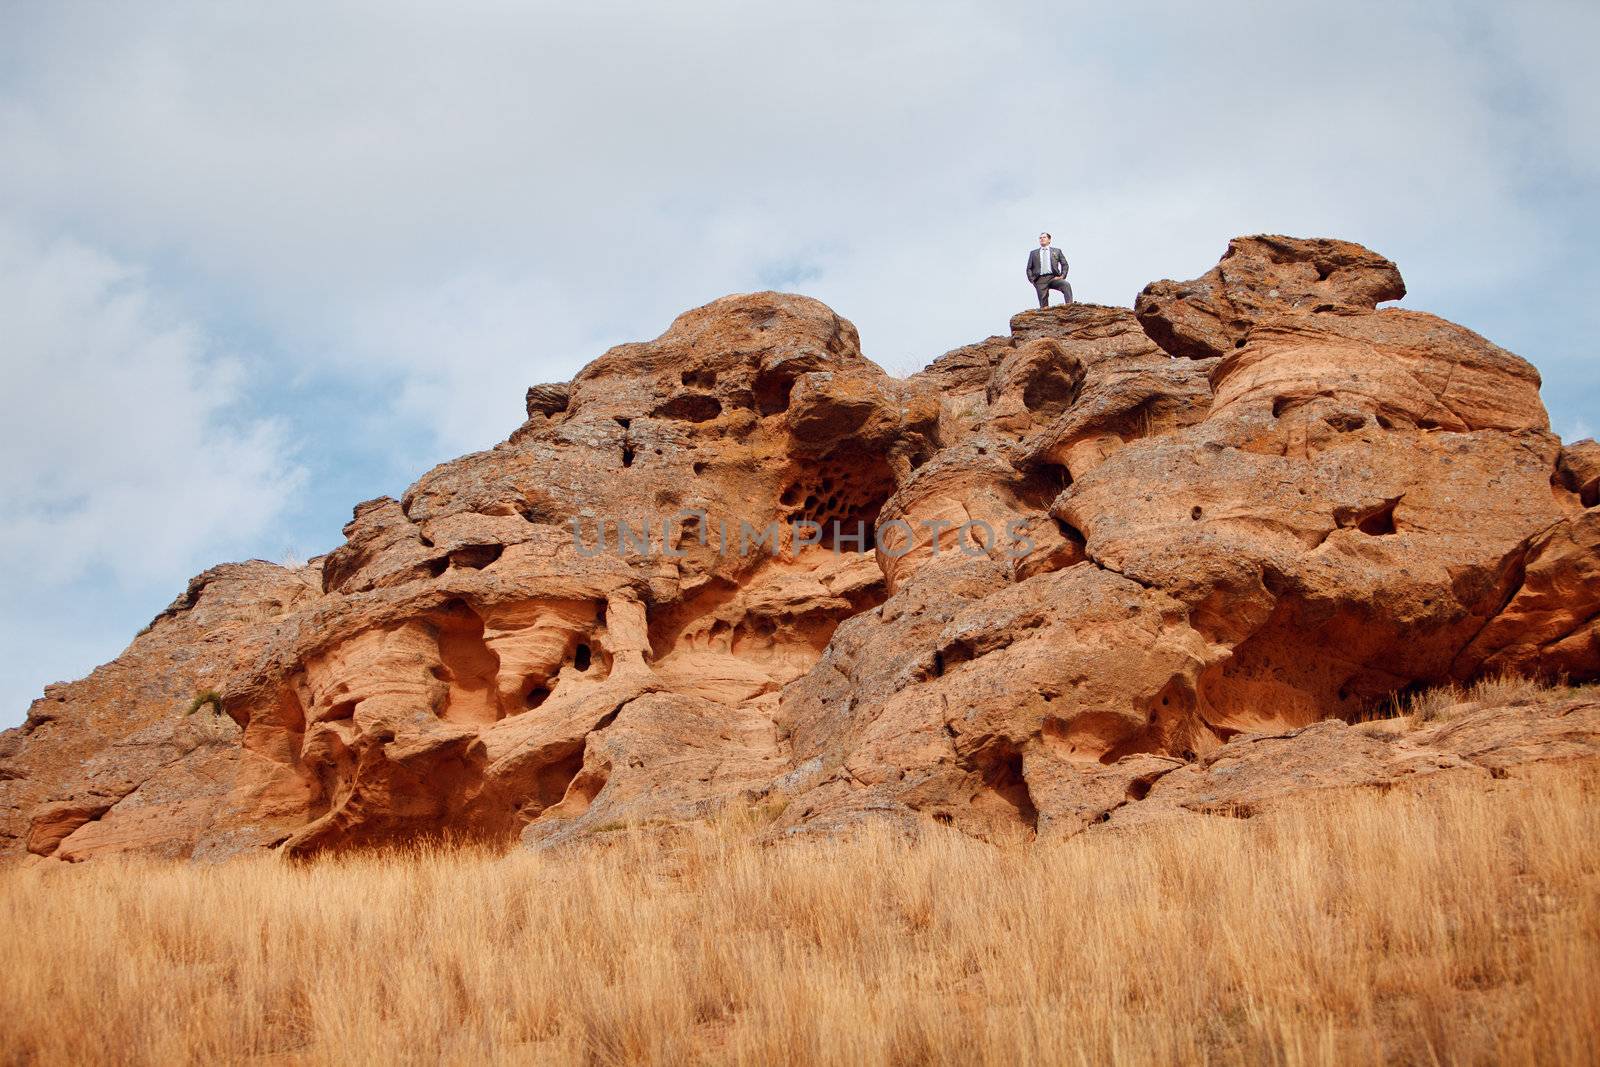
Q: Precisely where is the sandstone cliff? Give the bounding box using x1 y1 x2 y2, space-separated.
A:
3 236 1597 861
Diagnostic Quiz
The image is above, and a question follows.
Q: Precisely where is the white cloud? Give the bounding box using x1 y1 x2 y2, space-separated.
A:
0 222 302 721
0 223 302 585
2 2 1577 393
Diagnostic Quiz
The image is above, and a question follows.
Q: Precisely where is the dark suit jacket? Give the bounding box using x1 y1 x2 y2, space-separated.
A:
1026 246 1069 282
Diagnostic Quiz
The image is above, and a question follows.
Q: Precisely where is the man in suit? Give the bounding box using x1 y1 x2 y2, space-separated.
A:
1026 232 1073 308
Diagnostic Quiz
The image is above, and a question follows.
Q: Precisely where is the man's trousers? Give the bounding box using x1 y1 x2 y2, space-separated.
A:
1034 276 1073 308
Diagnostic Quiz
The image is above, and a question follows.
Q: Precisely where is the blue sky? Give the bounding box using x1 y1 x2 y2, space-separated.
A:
2 1 1597 727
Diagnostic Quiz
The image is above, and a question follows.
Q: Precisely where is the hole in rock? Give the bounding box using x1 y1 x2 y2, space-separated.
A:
1260 566 1291 596
1126 778 1154 801
1315 262 1336 281
938 638 977 673
1375 414 1395 430
1234 338 1248 349
681 368 717 388
557 764 608 817
1017 463 1072 509
1324 412 1367 432
651 393 723 423
450 544 504 570
977 746 1038 832
693 461 707 476
1357 507 1396 536
525 685 552 710
785 446 897 552
621 445 635 468
1332 496 1400 537
531 746 585 814
1582 484 1598 509
753 367 798 415
429 603 502 724
419 533 435 548
426 557 449 578
1054 517 1088 548
1190 505 1203 521
574 643 592 672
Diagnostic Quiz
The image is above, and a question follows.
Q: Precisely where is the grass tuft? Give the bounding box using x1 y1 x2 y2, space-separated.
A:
185 690 224 717
1360 673 1597 726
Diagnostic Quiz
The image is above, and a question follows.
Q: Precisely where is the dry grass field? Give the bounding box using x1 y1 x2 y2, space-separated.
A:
2 761 1597 1066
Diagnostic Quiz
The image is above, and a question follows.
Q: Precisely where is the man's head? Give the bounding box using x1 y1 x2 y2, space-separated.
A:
1038 232 1052 247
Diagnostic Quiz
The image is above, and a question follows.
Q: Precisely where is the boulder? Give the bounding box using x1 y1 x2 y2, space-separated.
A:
1134 235 1406 360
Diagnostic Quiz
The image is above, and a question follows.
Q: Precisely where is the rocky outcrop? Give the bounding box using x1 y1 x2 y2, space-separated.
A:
1093 693 1600 833
3 235 1597 861
1133 235 1407 360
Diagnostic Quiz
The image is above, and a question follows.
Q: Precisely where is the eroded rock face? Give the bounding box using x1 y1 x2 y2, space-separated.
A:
1134 235 1407 360
4 237 1598 860
1084 694 1600 834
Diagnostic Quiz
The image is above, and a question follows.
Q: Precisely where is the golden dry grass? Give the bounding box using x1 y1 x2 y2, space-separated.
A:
1362 673 1599 725
2 764 1598 1066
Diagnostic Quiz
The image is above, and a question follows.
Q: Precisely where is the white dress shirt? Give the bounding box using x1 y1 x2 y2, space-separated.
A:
1038 247 1054 275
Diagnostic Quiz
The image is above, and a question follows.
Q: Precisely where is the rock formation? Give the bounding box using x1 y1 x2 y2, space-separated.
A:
2 235 1597 861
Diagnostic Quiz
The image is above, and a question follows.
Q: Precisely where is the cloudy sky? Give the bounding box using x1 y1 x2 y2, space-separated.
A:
2 2 1596 727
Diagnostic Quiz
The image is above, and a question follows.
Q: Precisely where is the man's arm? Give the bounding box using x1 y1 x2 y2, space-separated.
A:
1026 250 1038 281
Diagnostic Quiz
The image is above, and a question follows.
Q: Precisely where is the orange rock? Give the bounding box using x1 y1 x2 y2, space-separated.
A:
1134 234 1406 360
3 243 1597 860
1559 439 1600 508
1097 696 1600 832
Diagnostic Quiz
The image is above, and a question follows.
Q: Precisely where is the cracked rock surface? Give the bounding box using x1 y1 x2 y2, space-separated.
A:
3 236 1598 860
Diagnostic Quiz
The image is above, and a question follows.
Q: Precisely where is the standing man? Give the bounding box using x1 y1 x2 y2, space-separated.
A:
1026 232 1073 308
